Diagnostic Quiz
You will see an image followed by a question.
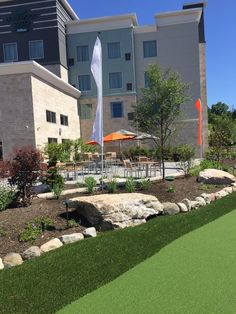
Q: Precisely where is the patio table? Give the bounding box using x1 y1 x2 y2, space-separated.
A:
137 161 160 177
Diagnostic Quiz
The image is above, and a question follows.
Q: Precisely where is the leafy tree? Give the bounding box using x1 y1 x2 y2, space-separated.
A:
8 146 43 206
135 65 190 180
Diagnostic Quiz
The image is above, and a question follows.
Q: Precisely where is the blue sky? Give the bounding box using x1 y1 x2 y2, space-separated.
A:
68 0 236 109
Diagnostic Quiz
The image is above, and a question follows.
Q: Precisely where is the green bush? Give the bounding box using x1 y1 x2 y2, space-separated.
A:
44 167 64 191
52 183 64 199
125 177 136 193
84 176 97 194
107 178 118 193
19 217 53 242
166 186 175 193
139 179 151 191
175 144 195 177
0 185 16 211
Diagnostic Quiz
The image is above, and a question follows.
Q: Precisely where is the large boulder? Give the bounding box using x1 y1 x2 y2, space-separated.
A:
68 193 163 230
3 253 23 268
198 169 236 185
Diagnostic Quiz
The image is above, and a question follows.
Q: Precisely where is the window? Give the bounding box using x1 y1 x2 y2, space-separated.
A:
110 102 123 118
48 138 57 144
68 58 74 66
77 45 89 62
0 141 3 160
143 40 157 58
80 104 92 119
60 114 68 126
29 40 44 59
126 83 132 91
128 112 135 120
46 110 56 123
78 75 91 91
125 53 131 61
144 71 150 88
3 42 18 62
107 42 120 59
109 72 122 89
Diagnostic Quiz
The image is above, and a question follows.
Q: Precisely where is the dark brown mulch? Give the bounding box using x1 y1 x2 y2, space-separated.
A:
0 176 225 256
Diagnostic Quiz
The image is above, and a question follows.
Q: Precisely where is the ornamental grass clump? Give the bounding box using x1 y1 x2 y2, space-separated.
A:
139 179 151 191
107 178 118 193
84 176 97 194
125 177 136 193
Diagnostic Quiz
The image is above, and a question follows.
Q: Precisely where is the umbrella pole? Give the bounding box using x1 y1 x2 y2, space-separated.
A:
101 141 104 190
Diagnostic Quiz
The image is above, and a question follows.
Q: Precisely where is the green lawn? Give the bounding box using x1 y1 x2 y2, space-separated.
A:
0 193 236 314
59 207 236 314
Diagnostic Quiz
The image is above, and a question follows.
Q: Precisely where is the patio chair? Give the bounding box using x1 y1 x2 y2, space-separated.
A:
149 161 161 177
123 159 143 178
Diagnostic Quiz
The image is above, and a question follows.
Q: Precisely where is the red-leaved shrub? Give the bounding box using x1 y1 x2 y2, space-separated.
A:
8 146 43 206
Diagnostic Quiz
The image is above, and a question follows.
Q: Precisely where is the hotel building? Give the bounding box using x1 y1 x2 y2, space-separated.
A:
0 0 207 159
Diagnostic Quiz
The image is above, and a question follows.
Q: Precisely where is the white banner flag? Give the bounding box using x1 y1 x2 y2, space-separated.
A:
90 37 103 147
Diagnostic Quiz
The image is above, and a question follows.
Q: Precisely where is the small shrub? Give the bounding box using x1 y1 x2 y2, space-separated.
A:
0 185 16 211
44 167 64 191
19 217 53 242
166 186 175 193
139 179 151 191
0 226 6 237
84 176 97 194
67 219 78 228
8 146 43 206
125 176 136 193
107 178 118 193
176 144 195 177
52 183 64 199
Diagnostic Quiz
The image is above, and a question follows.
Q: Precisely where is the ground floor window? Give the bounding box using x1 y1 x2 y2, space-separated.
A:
48 138 58 144
0 141 3 160
110 102 123 118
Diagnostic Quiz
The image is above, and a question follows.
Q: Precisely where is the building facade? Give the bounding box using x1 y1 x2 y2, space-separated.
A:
0 0 208 159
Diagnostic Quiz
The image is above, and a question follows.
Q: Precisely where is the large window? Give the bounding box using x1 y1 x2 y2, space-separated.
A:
143 40 157 58
110 102 123 118
0 141 3 160
77 45 89 62
46 110 56 123
60 114 68 126
3 43 18 62
107 42 120 59
29 40 44 59
80 104 92 119
78 75 91 91
109 72 122 89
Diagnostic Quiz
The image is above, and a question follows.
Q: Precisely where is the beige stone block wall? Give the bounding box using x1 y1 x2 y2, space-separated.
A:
31 75 80 151
79 94 137 139
0 74 36 159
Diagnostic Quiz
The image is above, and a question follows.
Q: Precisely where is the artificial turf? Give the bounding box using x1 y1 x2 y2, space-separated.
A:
59 208 236 314
0 193 236 314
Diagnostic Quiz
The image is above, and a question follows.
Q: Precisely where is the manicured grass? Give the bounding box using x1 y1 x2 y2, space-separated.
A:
59 208 236 314
0 193 235 314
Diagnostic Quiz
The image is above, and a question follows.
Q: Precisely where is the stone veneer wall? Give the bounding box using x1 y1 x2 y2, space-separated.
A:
0 74 36 159
79 94 137 144
31 75 80 150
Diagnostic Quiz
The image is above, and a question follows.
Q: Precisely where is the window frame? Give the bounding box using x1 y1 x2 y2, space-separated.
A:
107 42 121 59
109 72 122 89
60 114 68 126
77 45 89 62
48 138 58 144
46 110 56 124
29 40 44 60
80 103 92 120
143 40 157 58
78 74 91 91
110 101 123 118
3 42 18 62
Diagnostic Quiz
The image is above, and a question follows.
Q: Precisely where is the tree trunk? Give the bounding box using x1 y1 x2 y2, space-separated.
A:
160 123 165 181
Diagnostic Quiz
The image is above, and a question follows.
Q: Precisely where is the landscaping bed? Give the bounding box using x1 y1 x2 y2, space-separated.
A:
0 192 235 314
0 176 227 256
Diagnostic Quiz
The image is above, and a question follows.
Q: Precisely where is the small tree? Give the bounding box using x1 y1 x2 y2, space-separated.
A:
135 65 190 180
176 144 195 177
8 146 43 206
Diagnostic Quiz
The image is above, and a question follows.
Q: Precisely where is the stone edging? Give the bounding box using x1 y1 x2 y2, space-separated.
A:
1 182 236 271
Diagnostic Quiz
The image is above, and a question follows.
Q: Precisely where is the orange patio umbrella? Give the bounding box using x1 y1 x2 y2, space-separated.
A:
86 132 134 145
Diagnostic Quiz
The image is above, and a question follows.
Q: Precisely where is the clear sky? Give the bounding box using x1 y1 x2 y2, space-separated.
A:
68 0 236 109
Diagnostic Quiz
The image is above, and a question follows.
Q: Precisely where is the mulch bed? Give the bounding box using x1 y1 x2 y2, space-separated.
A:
0 176 226 256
